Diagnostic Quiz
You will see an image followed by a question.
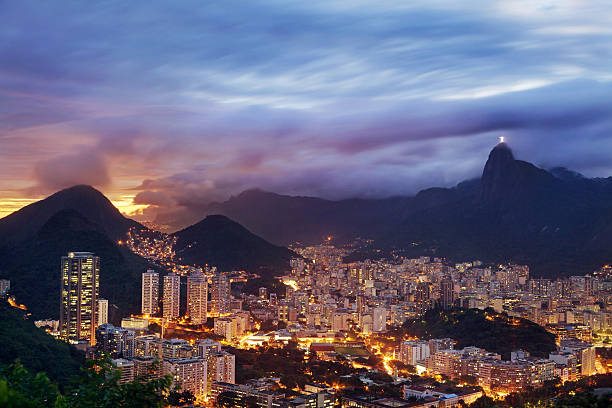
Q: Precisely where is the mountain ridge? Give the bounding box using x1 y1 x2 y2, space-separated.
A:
0 188 297 317
201 143 612 277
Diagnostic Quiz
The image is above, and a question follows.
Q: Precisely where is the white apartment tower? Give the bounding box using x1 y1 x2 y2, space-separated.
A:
141 270 159 316
207 351 236 394
187 273 208 324
98 299 109 326
373 306 387 332
163 274 180 320
163 358 207 398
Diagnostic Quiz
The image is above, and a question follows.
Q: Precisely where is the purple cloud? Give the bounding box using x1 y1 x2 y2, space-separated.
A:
1 1 611 227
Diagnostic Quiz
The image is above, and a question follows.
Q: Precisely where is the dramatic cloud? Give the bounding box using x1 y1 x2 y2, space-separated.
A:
32 151 110 191
1 1 611 224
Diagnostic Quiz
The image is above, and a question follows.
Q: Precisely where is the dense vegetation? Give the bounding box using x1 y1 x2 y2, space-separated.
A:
0 301 83 386
228 343 365 392
0 358 196 408
402 308 557 359
0 210 157 321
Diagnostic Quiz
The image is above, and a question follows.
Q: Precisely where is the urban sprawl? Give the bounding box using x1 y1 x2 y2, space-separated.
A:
4 235 612 408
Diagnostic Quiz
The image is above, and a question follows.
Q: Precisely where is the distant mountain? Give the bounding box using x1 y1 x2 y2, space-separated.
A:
390 143 612 276
204 186 477 247
204 143 612 277
173 214 296 274
0 209 154 320
0 186 299 316
0 185 142 247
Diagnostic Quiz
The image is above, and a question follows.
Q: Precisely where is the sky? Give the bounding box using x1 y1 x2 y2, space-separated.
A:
1 0 612 229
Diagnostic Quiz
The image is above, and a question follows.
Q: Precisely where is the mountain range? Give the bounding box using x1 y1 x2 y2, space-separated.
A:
3 141 612 318
0 186 295 319
204 142 612 277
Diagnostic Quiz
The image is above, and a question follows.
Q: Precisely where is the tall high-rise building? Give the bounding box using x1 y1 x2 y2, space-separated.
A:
210 273 230 316
142 270 159 316
372 306 387 332
163 274 180 320
162 338 193 360
60 252 99 344
98 299 109 326
187 273 208 324
414 282 431 313
440 277 455 310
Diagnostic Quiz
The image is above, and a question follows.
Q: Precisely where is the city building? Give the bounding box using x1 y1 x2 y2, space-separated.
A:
142 270 159 316
163 358 207 399
95 323 135 359
210 382 285 408
187 273 208 324
121 317 149 332
112 358 135 384
372 307 387 332
272 391 335 408
560 339 597 377
135 335 163 359
400 340 430 366
98 298 108 326
210 273 230 316
163 273 180 320
440 277 455 309
133 356 161 381
207 351 236 394
195 338 222 359
59 252 100 345
341 395 438 408
162 338 193 360
214 317 236 342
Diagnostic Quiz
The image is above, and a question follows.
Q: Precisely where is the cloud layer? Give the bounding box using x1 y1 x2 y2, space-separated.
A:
1 1 612 226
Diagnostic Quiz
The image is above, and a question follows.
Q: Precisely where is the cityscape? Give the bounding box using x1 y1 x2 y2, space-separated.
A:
2 1 612 408
2 217 612 407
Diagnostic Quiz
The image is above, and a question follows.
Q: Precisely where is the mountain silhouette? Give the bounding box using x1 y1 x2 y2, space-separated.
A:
203 143 612 277
0 185 141 247
0 188 296 317
173 214 296 273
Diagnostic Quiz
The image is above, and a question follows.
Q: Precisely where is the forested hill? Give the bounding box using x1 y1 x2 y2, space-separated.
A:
0 300 83 385
402 308 557 360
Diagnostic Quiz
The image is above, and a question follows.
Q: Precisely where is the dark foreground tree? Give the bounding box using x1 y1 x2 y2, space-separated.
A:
0 358 174 408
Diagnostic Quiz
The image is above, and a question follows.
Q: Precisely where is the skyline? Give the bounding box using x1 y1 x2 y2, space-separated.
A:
2 1 612 228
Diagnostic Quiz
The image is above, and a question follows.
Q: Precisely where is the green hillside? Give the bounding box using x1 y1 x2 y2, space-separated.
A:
0 300 83 385
402 308 557 359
